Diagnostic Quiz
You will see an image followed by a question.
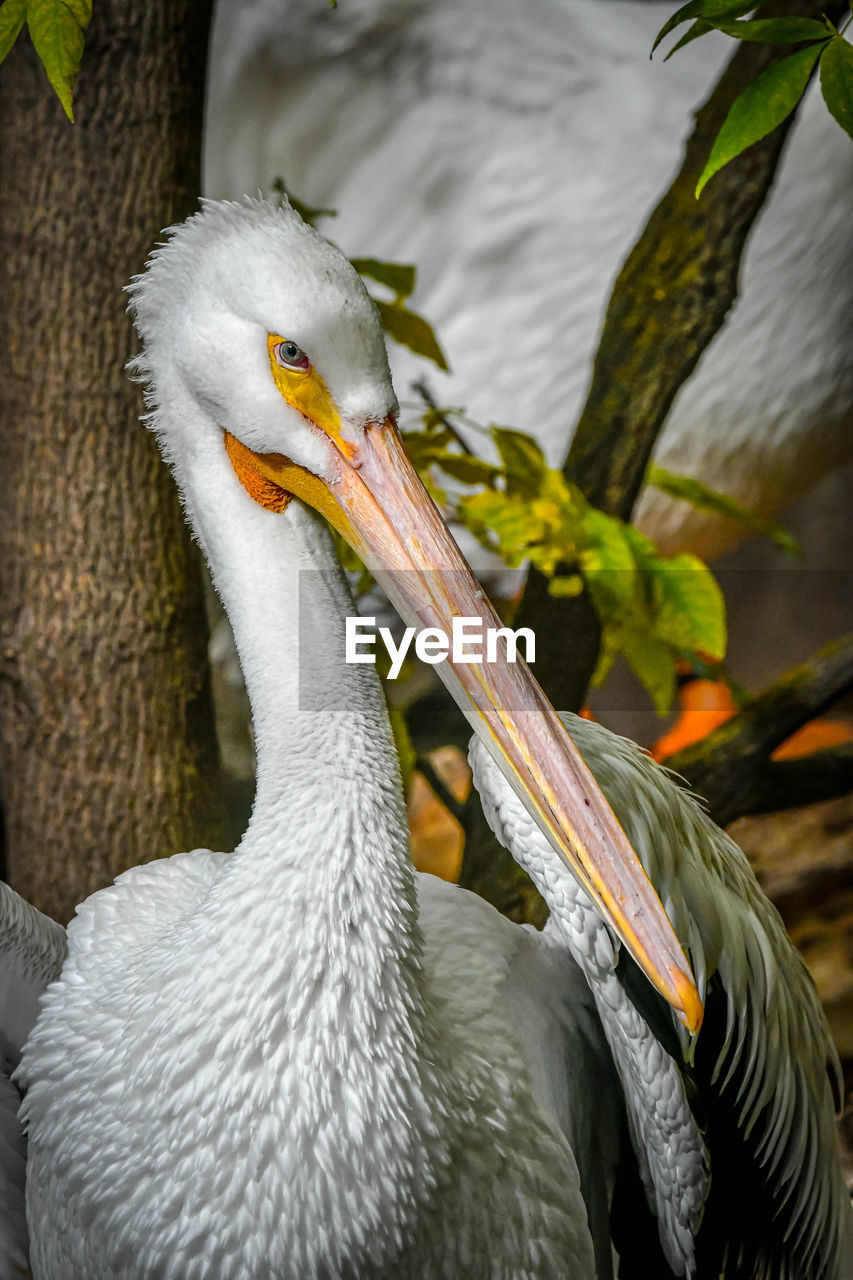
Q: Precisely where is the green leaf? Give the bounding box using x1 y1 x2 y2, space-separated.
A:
579 508 639 614
652 0 706 54
696 43 823 196
647 463 801 554
400 426 500 487
590 634 618 690
0 0 26 64
820 35 853 140
401 427 455 465
26 0 92 121
351 257 416 301
427 450 502 486
490 426 547 496
457 489 547 567
580 508 637 575
652 0 753 55
709 17 830 42
664 19 714 60
646 553 727 659
419 405 464 436
374 299 449 371
622 629 679 717
620 523 726 660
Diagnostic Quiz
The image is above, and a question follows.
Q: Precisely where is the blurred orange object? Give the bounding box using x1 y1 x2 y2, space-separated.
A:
407 747 471 883
771 719 853 761
651 679 738 762
653 674 853 765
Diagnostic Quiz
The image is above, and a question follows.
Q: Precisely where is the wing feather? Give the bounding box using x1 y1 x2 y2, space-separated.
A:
470 714 853 1279
0 882 66 1280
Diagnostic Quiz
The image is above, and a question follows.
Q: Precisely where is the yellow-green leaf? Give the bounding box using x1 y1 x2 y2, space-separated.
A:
458 490 546 566
696 43 823 196
428 450 502 486
548 574 584 598
351 258 416 301
579 508 637 575
647 463 801 555
375 299 449 371
0 0 26 64
26 0 92 121
400 427 454 466
820 35 853 141
591 634 618 690
491 426 547 496
647 553 727 659
579 508 639 613
621 627 678 717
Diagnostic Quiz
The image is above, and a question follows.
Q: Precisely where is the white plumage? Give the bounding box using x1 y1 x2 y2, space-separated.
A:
205 0 853 560
1 198 850 1279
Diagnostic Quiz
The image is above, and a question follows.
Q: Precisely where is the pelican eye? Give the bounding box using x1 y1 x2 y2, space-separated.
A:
273 340 310 371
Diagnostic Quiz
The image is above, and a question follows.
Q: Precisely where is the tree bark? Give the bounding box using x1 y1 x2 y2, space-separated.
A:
0 0 230 922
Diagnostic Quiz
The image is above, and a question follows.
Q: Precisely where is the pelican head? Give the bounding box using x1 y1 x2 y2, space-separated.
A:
129 195 702 1032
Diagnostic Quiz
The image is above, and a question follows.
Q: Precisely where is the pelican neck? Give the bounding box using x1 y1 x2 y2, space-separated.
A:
180 433 405 823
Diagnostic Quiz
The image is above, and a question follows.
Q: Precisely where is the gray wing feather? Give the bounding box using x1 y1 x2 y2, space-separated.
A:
0 882 66 1062
470 713 853 1279
0 882 66 1280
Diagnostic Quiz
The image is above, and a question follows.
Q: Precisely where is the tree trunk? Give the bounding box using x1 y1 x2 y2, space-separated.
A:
0 0 231 923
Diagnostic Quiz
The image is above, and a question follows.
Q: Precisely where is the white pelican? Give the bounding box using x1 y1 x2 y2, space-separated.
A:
1 198 850 1279
205 0 853 561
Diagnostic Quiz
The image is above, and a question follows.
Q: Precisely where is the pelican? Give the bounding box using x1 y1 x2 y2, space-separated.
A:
205 0 853 561
1 198 850 1279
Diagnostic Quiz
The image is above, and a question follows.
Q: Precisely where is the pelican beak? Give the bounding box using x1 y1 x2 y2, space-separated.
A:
225 415 703 1034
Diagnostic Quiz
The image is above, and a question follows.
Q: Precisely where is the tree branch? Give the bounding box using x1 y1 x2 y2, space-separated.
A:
737 748 853 825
